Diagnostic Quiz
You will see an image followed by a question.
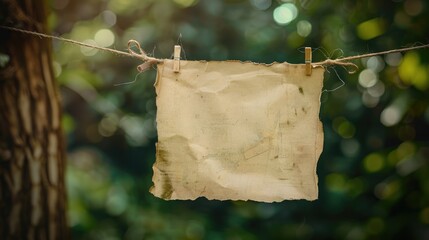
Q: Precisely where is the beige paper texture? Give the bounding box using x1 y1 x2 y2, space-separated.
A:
151 60 324 202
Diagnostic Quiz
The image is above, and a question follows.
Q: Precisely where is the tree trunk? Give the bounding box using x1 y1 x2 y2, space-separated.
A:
0 0 69 239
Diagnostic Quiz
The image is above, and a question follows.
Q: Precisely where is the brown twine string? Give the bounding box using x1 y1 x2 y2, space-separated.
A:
314 59 359 74
1 25 429 74
313 44 429 73
0 25 162 72
127 39 162 72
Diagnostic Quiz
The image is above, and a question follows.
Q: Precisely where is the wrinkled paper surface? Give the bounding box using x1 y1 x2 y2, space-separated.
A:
151 60 324 202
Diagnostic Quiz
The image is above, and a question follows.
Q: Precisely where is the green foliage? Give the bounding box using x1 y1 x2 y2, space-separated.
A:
50 0 429 239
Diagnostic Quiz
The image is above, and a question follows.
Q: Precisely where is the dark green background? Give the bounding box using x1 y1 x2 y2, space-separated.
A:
49 0 429 239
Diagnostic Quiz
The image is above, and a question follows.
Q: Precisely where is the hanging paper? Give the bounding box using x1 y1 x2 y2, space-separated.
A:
151 60 324 202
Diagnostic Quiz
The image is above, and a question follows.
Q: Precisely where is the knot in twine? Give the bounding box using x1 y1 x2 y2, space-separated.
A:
314 59 359 74
127 40 163 72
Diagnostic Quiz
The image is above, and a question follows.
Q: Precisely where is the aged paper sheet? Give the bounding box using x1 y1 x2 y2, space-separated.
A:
151 60 324 202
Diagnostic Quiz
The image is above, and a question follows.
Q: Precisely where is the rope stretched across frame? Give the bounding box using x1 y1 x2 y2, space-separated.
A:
1 25 429 73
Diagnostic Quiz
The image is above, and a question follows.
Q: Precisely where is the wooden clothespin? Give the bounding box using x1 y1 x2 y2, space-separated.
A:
305 47 312 76
173 45 181 73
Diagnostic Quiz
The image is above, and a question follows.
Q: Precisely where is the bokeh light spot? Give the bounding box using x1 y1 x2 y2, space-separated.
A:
326 173 347 192
399 52 428 90
297 20 312 37
396 141 416 161
404 0 423 16
363 153 385 173
341 139 360 157
375 180 401 200
380 106 402 126
394 11 411 28
94 29 115 47
359 69 378 88
398 52 419 84
362 91 380 108
333 117 356 139
367 81 385 98
366 56 385 72
385 52 402 66
119 116 148 146
356 18 386 40
101 10 117 27
338 121 355 139
273 3 298 25
98 114 119 137
80 39 99 56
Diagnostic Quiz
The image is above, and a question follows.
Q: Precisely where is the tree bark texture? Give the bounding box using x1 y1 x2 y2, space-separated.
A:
0 0 69 239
